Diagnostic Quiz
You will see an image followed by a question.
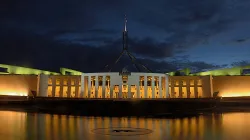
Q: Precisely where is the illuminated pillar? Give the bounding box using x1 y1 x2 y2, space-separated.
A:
119 85 122 98
210 75 214 97
179 80 183 98
171 78 175 98
126 85 130 98
107 77 111 98
159 77 162 98
59 79 63 97
187 80 190 98
165 74 169 98
163 77 166 98
37 74 49 97
144 75 147 98
102 76 105 98
52 77 56 97
110 77 113 98
80 73 85 98
95 76 98 98
194 80 198 98
88 76 91 98
136 77 140 98
152 77 155 98
67 78 71 98
201 75 213 97
76 77 80 98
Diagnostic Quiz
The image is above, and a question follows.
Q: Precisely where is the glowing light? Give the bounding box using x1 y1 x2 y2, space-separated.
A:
60 68 82 75
0 92 28 96
0 64 59 75
221 93 250 97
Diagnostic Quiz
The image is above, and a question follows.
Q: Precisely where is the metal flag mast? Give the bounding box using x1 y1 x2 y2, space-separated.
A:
108 15 152 72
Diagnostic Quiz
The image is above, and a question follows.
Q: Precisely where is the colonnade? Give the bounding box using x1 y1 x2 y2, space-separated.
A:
80 73 168 98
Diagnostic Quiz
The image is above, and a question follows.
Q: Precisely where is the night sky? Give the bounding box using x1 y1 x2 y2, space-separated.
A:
1 0 250 73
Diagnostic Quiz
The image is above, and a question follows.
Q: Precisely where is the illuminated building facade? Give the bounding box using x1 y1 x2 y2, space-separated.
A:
38 72 168 98
168 76 213 98
1 64 250 98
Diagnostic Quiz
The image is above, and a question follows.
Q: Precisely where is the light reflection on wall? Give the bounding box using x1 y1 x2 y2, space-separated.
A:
213 76 250 97
0 75 37 96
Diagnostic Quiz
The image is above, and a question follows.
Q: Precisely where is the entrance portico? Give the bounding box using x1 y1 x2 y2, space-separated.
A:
80 72 168 99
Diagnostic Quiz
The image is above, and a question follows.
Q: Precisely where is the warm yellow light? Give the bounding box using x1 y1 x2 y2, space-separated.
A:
221 93 250 97
0 92 28 96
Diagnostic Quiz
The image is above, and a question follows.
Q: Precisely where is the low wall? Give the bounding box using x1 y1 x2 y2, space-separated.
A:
26 98 216 116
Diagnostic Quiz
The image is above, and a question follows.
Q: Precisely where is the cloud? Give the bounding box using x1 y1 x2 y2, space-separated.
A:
1 0 97 34
231 60 250 67
3 0 250 49
0 28 223 73
128 37 174 59
85 29 118 35
1 0 250 73
126 0 250 48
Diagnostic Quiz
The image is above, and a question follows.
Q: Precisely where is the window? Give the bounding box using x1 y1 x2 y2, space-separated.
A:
147 81 151 86
0 67 8 73
63 79 68 85
99 81 103 86
65 71 71 75
190 80 194 85
175 81 179 86
47 86 52 97
197 79 202 85
48 78 52 85
182 80 186 85
71 79 75 85
56 79 60 85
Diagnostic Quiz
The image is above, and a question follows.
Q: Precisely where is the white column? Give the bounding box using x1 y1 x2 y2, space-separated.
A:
76 78 80 98
88 76 91 98
119 85 122 98
95 76 98 98
119 76 123 98
110 76 113 98
80 73 85 98
37 74 49 97
136 77 140 98
51 77 56 97
159 77 162 98
128 85 131 98
152 77 155 98
102 76 105 98
144 75 147 98
210 75 214 97
110 84 113 98
165 74 169 98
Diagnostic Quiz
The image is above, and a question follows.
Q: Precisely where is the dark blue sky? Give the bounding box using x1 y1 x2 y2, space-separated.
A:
1 0 250 73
